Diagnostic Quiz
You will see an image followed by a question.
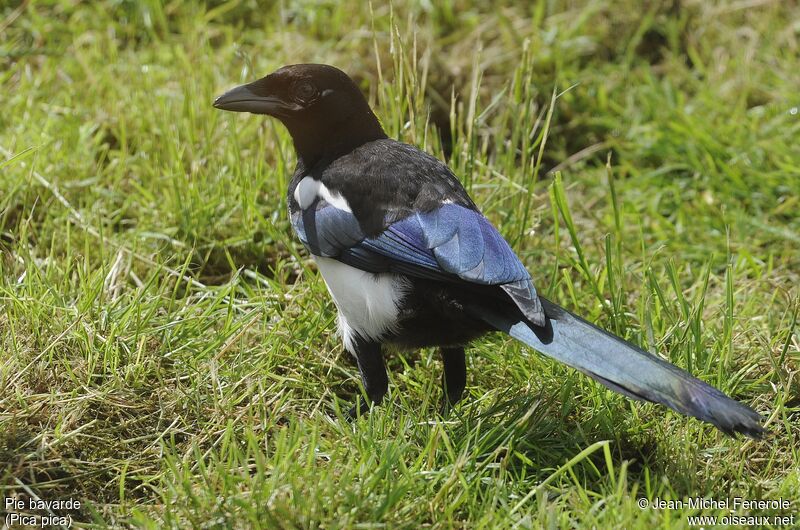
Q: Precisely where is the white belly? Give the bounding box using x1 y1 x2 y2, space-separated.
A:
313 256 408 353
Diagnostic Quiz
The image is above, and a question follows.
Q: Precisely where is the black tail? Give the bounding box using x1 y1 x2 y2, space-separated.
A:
474 297 764 438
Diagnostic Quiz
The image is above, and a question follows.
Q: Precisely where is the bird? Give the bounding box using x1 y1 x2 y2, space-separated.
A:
213 63 764 438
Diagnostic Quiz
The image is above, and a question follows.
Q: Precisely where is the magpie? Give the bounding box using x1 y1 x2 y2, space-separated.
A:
214 64 764 437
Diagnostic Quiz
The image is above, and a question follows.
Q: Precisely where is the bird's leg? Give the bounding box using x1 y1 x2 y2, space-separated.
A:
347 337 388 419
440 346 466 414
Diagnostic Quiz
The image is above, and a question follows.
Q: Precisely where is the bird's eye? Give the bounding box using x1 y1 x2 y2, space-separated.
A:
293 81 318 104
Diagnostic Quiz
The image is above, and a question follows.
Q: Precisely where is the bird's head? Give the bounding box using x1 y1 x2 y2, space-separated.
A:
214 64 386 166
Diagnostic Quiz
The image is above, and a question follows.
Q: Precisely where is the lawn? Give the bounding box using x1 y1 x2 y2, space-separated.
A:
1 0 798 528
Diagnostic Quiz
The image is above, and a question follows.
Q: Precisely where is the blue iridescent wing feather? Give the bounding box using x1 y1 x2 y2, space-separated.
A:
292 201 544 324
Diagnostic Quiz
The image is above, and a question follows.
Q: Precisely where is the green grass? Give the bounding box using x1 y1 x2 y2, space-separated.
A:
1 1 798 527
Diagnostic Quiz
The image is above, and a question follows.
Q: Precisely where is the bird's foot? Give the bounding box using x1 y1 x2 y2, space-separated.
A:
438 392 463 417
345 395 381 421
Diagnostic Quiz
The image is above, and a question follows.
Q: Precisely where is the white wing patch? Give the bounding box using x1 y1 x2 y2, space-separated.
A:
313 256 408 354
294 176 352 212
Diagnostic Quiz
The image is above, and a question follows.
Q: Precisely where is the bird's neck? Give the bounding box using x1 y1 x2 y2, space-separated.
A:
288 108 387 169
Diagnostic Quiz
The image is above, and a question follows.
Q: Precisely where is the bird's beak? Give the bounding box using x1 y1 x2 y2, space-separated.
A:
213 83 287 115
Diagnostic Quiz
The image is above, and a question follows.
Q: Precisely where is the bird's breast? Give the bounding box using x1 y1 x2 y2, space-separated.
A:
312 256 409 353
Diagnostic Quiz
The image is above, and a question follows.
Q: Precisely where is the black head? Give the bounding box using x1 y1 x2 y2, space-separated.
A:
214 64 387 166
